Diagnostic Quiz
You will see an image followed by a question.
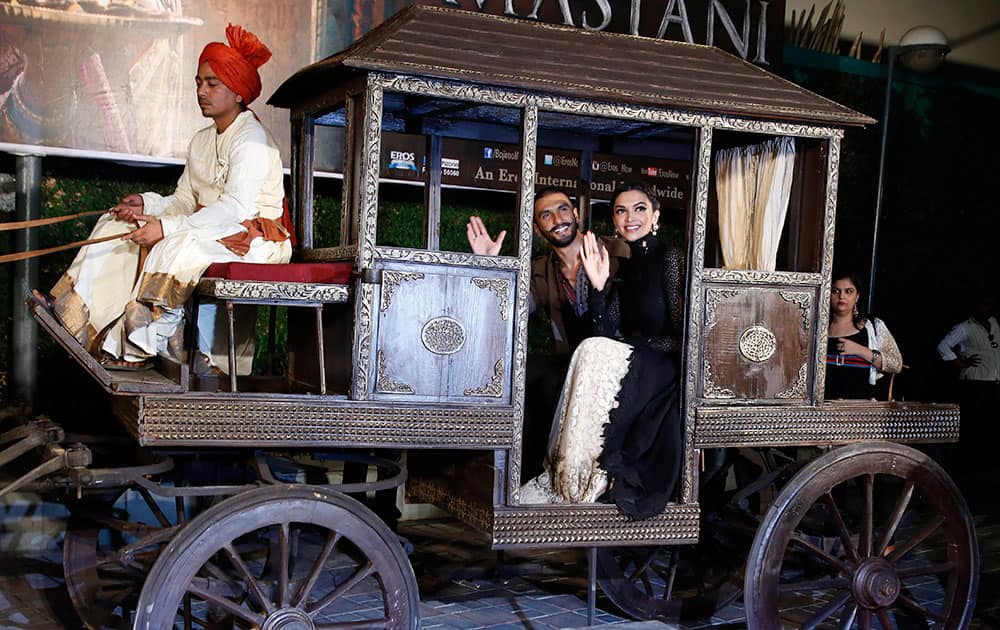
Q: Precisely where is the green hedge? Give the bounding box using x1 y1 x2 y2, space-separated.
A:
1 169 552 400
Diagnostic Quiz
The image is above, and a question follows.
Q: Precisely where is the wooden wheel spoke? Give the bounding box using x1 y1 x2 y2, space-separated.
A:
639 572 656 598
315 619 391 630
138 486 173 528
663 562 678 601
822 492 860 563
117 526 179 563
186 579 264 626
886 515 945 563
896 592 947 622
860 473 874 558
799 591 852 629
96 584 135 608
624 550 657 586
777 576 849 593
897 561 955 579
305 560 375 615
788 532 849 573
875 608 894 629
875 481 914 557
278 522 290 607
858 608 872 629
836 603 858 629
293 530 342 608
223 542 276 614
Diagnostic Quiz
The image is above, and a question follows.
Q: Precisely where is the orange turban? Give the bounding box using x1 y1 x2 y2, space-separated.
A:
198 24 272 106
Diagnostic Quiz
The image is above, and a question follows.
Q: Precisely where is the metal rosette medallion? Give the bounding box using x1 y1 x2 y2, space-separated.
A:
739 324 777 362
421 316 466 355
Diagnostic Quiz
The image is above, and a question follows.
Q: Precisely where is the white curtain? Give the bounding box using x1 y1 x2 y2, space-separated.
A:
715 145 755 270
714 137 797 271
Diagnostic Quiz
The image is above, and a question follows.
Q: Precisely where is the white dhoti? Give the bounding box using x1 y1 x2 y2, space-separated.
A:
50 110 292 374
51 212 291 373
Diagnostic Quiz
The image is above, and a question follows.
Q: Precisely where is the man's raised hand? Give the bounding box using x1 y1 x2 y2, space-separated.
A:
466 215 506 256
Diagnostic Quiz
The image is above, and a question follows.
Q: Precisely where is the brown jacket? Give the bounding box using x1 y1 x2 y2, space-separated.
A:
529 235 629 354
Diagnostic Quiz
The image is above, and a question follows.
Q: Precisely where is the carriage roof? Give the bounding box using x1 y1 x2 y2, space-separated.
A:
268 4 873 128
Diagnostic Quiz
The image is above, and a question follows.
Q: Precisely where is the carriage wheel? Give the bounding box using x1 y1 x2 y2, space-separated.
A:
745 442 979 628
64 488 181 628
133 485 419 630
596 542 743 622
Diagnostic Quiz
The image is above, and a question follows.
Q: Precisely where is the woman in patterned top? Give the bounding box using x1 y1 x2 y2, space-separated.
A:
825 271 903 399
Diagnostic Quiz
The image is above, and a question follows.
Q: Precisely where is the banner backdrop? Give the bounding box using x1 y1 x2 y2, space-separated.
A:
0 0 314 162
0 1 782 166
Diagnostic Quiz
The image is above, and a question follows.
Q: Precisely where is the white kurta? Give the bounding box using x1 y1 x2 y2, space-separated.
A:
51 110 291 372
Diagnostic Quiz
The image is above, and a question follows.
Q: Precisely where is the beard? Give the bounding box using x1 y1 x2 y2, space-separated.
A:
543 220 579 248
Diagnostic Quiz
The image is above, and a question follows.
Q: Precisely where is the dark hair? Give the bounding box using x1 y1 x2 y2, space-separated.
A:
533 186 573 204
611 181 660 211
831 270 867 328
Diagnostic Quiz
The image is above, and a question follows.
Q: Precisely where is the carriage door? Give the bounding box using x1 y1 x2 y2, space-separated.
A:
695 131 837 404
349 84 527 405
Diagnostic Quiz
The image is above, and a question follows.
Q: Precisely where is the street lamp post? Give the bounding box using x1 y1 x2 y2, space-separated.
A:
867 26 950 314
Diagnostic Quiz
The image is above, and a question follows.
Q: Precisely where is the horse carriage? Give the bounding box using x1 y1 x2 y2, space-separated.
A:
1 5 979 628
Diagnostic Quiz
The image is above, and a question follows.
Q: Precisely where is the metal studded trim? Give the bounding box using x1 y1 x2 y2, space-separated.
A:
695 402 960 447
492 503 700 549
136 396 515 447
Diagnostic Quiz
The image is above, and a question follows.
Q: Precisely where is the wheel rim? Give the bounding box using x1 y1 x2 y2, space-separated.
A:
134 485 419 630
744 442 979 629
597 544 743 622
64 489 180 628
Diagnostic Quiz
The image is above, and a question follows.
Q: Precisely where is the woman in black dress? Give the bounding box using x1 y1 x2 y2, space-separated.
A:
520 182 683 519
825 272 902 399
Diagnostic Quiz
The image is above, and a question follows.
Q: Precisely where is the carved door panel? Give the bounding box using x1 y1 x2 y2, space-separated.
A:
700 285 815 402
368 261 514 404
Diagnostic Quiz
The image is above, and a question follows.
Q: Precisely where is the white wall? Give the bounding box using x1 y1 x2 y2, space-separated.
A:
785 0 1000 71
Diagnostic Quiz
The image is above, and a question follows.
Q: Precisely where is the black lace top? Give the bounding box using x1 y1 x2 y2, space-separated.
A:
589 234 684 353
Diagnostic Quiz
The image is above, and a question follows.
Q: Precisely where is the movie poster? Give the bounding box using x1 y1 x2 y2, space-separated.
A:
0 0 315 162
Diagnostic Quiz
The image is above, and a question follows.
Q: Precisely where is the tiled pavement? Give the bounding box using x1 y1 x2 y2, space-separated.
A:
0 472 997 629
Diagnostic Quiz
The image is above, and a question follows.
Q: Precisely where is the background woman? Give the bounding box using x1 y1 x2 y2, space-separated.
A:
520 182 683 519
826 271 903 399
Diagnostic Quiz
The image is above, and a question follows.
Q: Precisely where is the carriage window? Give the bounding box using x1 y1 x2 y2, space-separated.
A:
312 118 346 249
534 111 696 252
375 92 523 256
705 132 829 273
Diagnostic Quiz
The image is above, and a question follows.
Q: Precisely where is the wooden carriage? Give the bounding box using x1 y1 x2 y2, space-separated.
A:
9 5 978 628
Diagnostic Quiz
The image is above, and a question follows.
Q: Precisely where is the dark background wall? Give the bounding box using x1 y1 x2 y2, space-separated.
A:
783 48 1000 401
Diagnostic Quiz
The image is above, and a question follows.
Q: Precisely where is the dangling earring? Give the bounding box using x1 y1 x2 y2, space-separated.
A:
652 222 660 236
853 304 859 317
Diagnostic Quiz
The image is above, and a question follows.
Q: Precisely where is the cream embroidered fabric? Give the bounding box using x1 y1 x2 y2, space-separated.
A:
520 337 634 505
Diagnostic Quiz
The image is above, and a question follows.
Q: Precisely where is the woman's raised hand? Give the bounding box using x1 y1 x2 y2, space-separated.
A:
580 231 610 292
466 215 506 256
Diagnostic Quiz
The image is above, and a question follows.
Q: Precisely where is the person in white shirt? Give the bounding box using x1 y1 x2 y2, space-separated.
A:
39 25 291 373
937 297 1000 382
936 294 1000 475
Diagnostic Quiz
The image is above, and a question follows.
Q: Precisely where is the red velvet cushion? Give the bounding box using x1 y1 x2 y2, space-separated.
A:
203 262 353 284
